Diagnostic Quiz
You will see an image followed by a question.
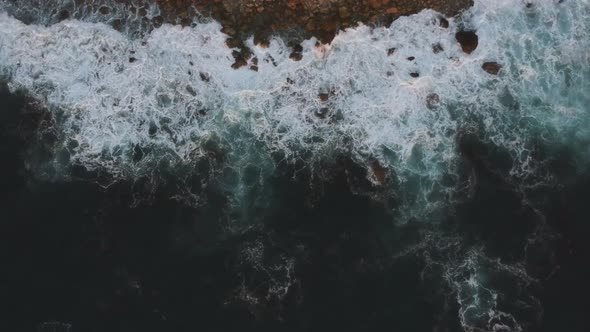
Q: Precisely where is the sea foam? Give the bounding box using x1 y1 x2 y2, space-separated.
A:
0 0 589 219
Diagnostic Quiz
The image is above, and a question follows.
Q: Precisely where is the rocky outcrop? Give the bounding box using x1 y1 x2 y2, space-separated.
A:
155 0 473 44
455 30 478 54
482 62 502 75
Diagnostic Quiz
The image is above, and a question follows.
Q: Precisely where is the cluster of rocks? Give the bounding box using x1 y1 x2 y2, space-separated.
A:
152 0 473 66
156 0 473 43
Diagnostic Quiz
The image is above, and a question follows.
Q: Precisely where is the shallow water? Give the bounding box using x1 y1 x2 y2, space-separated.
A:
1 1 589 331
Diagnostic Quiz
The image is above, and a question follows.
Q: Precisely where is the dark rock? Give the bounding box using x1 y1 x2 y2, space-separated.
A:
128 57 137 63
225 37 241 49
426 93 440 110
57 10 69 21
482 62 502 75
407 56 415 61
253 33 270 48
292 44 303 53
410 72 420 78
265 54 277 67
152 15 164 28
186 85 197 96
111 19 123 31
99 6 110 15
455 30 478 54
439 17 449 28
290 52 303 61
432 43 444 54
387 48 396 56
370 160 387 185
199 72 210 82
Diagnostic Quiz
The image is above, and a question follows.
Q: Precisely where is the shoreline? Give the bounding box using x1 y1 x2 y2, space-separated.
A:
156 0 474 43
154 0 474 67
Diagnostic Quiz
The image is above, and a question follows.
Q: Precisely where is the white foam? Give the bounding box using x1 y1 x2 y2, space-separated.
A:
0 0 589 219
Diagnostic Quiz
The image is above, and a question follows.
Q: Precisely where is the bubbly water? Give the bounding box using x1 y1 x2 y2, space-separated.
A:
1 0 589 331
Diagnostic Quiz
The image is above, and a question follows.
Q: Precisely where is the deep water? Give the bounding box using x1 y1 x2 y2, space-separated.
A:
1 1 590 331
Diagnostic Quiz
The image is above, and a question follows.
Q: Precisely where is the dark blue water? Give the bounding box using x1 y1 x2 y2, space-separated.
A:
2 81 590 332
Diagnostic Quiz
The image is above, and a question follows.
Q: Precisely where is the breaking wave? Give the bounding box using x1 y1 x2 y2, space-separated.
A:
1 0 589 218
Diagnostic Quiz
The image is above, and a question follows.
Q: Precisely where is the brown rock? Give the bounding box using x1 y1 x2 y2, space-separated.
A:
232 58 248 69
371 160 387 184
482 62 502 75
370 0 382 9
99 6 110 15
290 49 303 61
152 0 474 60
386 7 399 14
339 7 350 18
455 30 478 54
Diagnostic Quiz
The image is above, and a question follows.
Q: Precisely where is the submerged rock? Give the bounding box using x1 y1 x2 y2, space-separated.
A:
315 107 330 118
426 93 441 110
482 62 502 75
432 43 444 54
370 160 387 185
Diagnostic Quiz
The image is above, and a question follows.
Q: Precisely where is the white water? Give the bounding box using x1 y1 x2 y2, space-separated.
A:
1 0 589 216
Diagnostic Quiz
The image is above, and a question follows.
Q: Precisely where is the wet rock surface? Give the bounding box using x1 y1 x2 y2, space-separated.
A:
455 30 479 54
426 93 441 110
15 0 473 69
155 0 473 43
482 61 502 75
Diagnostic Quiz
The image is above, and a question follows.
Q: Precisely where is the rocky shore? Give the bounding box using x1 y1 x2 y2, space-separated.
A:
155 0 472 42
151 0 473 67
16 0 471 68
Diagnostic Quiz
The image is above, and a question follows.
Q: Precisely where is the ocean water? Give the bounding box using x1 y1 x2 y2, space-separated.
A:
1 1 589 331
